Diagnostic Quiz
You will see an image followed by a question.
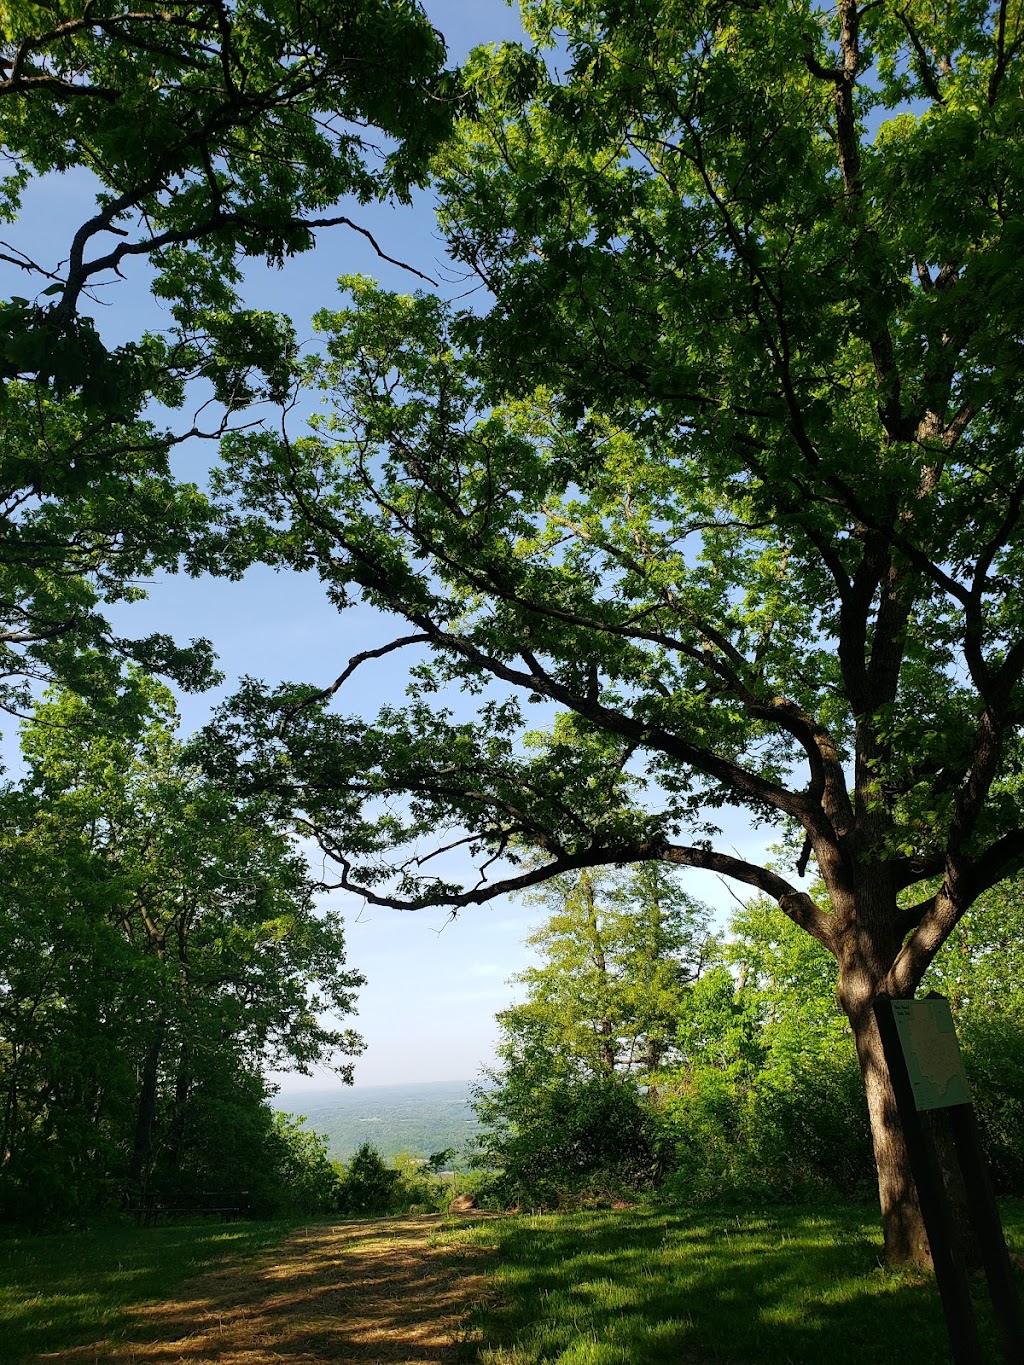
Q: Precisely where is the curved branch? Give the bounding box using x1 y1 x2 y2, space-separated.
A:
277 632 431 729
320 836 837 950
56 202 437 332
964 825 1024 901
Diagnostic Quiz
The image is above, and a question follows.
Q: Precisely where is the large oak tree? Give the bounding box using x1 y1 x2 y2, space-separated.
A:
213 0 1024 1267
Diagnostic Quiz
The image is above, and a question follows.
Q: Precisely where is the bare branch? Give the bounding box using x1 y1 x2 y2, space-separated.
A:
277 633 432 729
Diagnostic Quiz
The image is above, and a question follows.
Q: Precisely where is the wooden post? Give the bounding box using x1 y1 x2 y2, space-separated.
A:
946 1101 1024 1361
873 996 983 1365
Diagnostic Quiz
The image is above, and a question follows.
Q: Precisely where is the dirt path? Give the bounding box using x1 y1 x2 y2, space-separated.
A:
40 1214 495 1365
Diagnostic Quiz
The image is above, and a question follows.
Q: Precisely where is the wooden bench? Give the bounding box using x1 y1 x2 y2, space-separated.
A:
130 1191 250 1227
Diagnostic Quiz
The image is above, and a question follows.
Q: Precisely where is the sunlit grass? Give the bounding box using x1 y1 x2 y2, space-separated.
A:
0 1219 294 1360
5 1202 1023 1362
444 1200 1024 1364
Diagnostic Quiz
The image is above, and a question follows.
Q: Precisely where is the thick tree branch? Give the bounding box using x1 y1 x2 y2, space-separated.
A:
317 834 835 949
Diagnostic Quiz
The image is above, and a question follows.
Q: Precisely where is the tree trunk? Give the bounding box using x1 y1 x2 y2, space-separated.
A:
598 1017 617 1075
848 1002 932 1268
129 1028 164 1189
827 851 936 1268
165 1053 191 1179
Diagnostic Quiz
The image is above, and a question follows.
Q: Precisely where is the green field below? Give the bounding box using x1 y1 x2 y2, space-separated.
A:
278 1079 481 1162
2 1202 1023 1363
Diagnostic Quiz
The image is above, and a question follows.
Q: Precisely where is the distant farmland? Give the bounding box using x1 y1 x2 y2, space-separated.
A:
273 1079 483 1162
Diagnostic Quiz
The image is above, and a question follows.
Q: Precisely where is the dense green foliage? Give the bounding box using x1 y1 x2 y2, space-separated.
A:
330 1140 482 1216
474 874 1024 1211
474 867 709 1204
0 676 362 1222
335 1141 404 1215
512 866 714 1076
476 1065 661 1209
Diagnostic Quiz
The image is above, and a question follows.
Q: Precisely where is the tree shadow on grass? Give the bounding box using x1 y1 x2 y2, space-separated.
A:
469 1204 1024 1364
1 1220 287 1363
35 1214 494 1364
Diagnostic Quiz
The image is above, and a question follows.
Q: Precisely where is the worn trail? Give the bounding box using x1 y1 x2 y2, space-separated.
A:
39 1214 494 1365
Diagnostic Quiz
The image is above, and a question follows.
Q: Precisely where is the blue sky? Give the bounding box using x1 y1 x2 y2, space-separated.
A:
3 0 769 1092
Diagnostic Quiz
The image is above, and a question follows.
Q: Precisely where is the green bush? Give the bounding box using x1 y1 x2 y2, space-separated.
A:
263 1113 342 1215
475 1072 660 1208
743 1054 874 1201
148 1070 341 1218
653 1051 874 1206
335 1143 403 1215
961 1015 1024 1194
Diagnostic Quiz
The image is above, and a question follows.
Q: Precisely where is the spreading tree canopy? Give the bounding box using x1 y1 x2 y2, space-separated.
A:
211 0 1024 1266
0 0 454 714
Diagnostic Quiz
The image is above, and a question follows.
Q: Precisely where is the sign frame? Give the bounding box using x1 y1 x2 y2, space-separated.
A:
873 993 1024 1365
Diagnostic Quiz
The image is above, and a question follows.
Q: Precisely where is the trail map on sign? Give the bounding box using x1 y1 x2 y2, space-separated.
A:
890 999 971 1111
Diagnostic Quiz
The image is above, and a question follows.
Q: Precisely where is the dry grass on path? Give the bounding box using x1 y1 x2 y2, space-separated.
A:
37 1213 496 1365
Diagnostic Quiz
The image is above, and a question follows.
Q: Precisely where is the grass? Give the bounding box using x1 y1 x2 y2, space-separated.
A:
441 1200 1024 1364
0 1217 295 1360
3 1202 1022 1363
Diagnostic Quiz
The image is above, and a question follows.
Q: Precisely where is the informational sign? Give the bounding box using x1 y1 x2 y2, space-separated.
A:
874 992 1023 1364
890 997 972 1111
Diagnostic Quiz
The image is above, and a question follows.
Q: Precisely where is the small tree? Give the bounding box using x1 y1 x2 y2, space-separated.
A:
469 868 705 1204
474 1062 659 1209
336 1143 402 1216
506 865 713 1076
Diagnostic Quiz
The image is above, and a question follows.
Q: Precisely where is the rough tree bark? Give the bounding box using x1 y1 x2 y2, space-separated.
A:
844 987 931 1266
129 1028 165 1190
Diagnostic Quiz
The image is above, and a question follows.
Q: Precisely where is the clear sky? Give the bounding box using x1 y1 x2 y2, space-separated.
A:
3 0 768 1093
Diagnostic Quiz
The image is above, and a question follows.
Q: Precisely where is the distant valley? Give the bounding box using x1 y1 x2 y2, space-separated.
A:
273 1079 483 1163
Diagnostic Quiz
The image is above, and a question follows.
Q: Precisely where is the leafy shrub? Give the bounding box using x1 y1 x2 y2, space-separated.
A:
654 1049 874 1206
264 1113 342 1215
475 1072 660 1208
150 1069 341 1218
336 1142 403 1215
961 1015 1024 1194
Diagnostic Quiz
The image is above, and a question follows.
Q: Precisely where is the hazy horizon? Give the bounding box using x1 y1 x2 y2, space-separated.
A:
272 1077 476 1100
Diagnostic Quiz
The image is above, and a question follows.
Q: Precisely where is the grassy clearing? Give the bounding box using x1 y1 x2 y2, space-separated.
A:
0 1213 493 1364
4 1203 1022 1363
442 1200 1024 1364
0 1217 294 1360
